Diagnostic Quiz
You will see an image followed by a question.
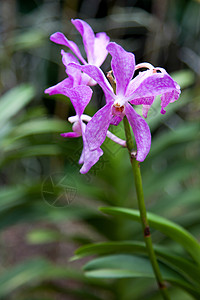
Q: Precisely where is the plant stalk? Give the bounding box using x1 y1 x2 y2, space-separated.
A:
123 116 170 300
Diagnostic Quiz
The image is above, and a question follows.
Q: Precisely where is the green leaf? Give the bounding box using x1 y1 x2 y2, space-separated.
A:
0 258 51 297
84 254 200 298
0 84 35 126
74 241 200 285
99 207 200 265
0 258 109 297
9 119 67 139
0 145 62 167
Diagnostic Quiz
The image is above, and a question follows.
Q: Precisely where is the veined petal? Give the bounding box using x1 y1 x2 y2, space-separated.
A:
80 122 103 174
80 146 103 174
125 103 151 162
71 19 95 64
93 32 110 66
63 85 93 117
50 32 87 64
68 63 114 102
45 78 73 95
130 96 155 106
86 102 113 150
79 122 103 174
107 42 135 96
160 84 181 114
126 70 152 97
127 71 179 101
110 115 123 126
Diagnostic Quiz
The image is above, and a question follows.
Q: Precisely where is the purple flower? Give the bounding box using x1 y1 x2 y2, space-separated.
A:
45 19 110 96
60 85 103 174
69 42 181 162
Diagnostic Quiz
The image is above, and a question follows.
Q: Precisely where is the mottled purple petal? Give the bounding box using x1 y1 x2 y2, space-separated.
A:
160 84 181 114
110 115 123 126
125 103 151 162
142 105 151 118
93 32 110 66
68 63 114 102
107 42 135 96
50 32 86 64
63 85 93 116
126 70 152 97
71 19 95 64
60 132 80 138
86 102 113 150
45 78 73 95
80 146 103 174
79 122 103 174
79 123 103 174
127 72 178 101
130 96 155 106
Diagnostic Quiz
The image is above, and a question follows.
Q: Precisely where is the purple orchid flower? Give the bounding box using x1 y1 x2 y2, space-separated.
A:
69 42 181 162
45 19 110 96
59 85 103 174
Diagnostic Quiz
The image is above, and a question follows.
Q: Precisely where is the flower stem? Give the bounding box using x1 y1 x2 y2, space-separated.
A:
123 116 170 300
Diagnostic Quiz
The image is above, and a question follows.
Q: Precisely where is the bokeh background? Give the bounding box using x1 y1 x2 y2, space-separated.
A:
0 0 200 299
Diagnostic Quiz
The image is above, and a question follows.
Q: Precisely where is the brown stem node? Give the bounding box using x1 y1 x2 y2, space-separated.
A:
144 226 151 237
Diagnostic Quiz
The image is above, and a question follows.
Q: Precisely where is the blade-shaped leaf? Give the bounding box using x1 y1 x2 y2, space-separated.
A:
0 84 35 126
99 207 200 265
84 254 200 298
74 241 200 285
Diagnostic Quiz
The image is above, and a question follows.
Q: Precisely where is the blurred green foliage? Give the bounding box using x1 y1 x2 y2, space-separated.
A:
0 0 200 299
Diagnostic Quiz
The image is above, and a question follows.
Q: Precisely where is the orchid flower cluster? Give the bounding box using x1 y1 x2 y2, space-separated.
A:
45 19 181 174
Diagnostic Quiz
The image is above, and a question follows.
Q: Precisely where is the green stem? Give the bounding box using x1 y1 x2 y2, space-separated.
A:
123 116 170 300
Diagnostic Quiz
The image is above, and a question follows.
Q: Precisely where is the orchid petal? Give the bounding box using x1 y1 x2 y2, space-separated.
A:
110 115 123 126
80 122 103 174
50 32 87 64
160 85 181 114
86 102 113 150
125 103 151 162
80 146 103 174
142 105 152 118
127 71 179 101
60 132 80 138
68 63 114 102
93 32 110 66
107 42 135 96
63 86 93 116
130 96 155 106
71 19 95 64
45 78 73 95
61 50 82 86
79 149 84 164
126 70 153 97
61 51 79 69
